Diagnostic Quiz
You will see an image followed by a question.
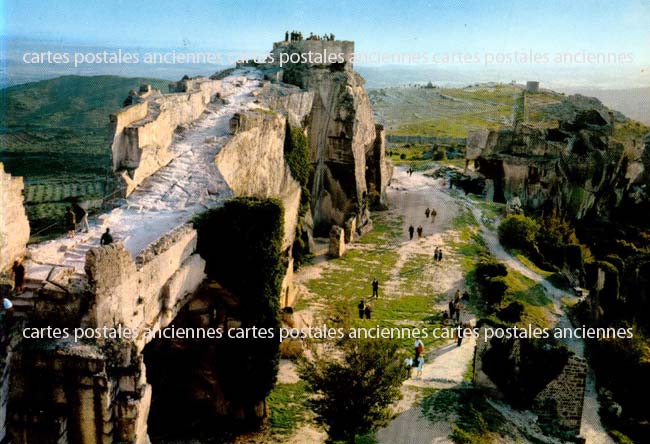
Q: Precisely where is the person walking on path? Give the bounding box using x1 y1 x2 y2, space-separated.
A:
72 202 90 233
364 303 372 320
372 278 379 298
425 208 430 218
65 207 76 238
408 225 415 240
430 208 437 223
448 298 455 320
438 248 444 262
417 225 423 238
414 338 424 363
11 260 25 294
416 355 424 377
100 228 113 246
357 299 365 319
454 300 462 323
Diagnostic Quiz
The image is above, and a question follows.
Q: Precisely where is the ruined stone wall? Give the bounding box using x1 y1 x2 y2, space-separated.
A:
84 224 206 351
109 78 222 196
217 110 302 250
473 329 587 435
533 355 587 432
0 163 30 272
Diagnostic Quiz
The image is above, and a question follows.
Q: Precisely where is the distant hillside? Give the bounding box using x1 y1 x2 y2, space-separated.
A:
0 75 170 239
0 75 170 154
369 83 650 144
558 87 650 125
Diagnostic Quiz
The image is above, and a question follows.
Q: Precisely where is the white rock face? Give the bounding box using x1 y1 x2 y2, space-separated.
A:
216 110 302 249
110 77 224 196
0 162 30 272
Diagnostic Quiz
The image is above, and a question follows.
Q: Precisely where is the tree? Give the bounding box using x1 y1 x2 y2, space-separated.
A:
498 214 539 252
298 338 408 443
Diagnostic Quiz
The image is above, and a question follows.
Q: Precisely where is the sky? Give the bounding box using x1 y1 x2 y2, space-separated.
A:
0 0 648 89
2 0 649 60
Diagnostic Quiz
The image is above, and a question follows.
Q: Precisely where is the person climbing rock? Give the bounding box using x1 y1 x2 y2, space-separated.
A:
65 207 76 238
364 303 372 320
100 228 113 246
417 225 423 238
372 278 379 298
357 299 365 319
408 225 415 240
11 260 25 294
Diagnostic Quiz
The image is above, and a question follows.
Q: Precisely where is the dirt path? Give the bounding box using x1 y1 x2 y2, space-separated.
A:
460 196 613 444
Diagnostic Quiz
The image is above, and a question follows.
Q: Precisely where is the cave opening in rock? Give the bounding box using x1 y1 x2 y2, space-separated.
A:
143 287 232 442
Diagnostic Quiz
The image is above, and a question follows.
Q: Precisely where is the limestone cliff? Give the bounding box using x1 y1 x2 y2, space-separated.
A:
216 110 302 249
253 39 392 235
467 111 647 220
0 162 30 271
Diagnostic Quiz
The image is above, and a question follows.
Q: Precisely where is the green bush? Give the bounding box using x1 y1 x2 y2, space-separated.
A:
194 198 285 420
484 276 508 306
498 214 539 251
299 338 408 443
475 259 507 285
497 301 524 323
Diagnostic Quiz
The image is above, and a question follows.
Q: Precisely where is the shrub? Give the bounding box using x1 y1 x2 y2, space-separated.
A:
298 338 408 443
484 276 507 306
194 198 285 419
475 259 507 285
497 301 524 323
399 153 406 160
498 214 539 251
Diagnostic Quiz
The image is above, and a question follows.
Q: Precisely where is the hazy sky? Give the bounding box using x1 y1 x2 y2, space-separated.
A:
2 0 649 64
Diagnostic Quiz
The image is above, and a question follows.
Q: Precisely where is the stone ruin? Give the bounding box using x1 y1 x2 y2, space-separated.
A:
473 327 587 438
465 109 646 220
0 35 393 443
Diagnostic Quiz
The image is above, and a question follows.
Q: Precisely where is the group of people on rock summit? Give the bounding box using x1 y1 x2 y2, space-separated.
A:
285 30 335 42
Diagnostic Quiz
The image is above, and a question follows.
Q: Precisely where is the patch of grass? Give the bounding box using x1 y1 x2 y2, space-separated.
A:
511 251 553 278
267 381 308 435
421 387 508 444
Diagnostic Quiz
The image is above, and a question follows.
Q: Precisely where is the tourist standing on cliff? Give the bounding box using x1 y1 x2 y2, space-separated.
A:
408 225 415 240
372 278 379 298
65 207 76 238
11 260 25 294
100 228 113 246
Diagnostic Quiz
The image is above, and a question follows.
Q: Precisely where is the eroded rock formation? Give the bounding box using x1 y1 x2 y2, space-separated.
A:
467 111 647 220
0 162 30 272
